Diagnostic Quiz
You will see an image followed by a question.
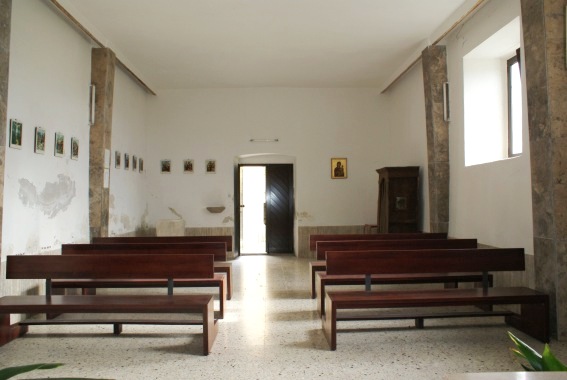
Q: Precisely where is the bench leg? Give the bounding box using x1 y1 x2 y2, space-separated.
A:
202 296 218 356
317 279 326 317
0 314 28 346
415 318 424 329
113 324 123 335
226 269 232 300
322 294 337 350
219 278 227 319
505 301 550 343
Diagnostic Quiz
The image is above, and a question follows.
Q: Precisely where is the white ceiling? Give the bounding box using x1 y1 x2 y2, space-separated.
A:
57 0 474 91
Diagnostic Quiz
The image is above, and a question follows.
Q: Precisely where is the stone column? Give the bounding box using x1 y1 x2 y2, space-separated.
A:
521 0 567 339
89 48 115 238
422 45 450 233
0 0 11 250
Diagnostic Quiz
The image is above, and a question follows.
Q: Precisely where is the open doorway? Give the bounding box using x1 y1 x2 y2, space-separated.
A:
236 163 294 255
240 166 267 254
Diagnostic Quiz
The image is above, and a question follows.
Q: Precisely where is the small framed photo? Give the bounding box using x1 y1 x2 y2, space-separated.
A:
132 155 137 171
115 151 121 168
161 159 171 173
70 137 79 160
9 119 22 149
124 153 130 170
139 157 144 172
206 159 216 174
54 132 65 157
34 126 46 154
183 159 194 173
331 158 347 179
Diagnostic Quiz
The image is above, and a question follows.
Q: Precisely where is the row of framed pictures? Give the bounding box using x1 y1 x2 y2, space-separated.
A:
160 159 216 174
115 151 144 172
9 119 79 160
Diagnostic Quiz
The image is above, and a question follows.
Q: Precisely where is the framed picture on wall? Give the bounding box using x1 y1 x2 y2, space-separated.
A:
161 159 171 173
34 126 46 154
331 158 347 179
206 159 216 174
132 155 137 170
70 137 79 160
115 151 121 168
124 153 130 170
139 158 144 172
184 159 194 173
9 119 22 149
54 132 65 157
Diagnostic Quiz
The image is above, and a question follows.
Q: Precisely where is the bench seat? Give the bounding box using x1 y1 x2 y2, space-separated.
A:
315 271 492 315
323 286 549 350
0 294 218 355
51 274 227 319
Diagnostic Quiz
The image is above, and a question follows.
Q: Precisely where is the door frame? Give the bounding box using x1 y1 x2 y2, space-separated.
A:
234 159 296 256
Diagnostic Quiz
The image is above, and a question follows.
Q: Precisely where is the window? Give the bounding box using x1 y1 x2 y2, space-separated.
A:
463 17 521 166
507 51 522 157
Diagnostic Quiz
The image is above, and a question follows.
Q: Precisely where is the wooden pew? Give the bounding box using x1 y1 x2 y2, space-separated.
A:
322 248 549 350
309 232 448 252
310 238 477 298
93 235 233 252
53 245 227 318
61 242 233 300
0 254 219 355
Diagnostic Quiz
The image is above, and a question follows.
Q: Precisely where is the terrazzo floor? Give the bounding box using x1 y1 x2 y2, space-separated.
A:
1 254 566 380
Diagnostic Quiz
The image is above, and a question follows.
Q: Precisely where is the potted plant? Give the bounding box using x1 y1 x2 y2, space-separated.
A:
509 331 567 371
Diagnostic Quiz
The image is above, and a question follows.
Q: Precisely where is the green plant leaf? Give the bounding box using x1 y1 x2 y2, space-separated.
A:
508 331 543 371
0 363 64 380
542 344 567 371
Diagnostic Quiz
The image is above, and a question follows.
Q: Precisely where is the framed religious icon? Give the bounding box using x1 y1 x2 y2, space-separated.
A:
124 153 130 170
70 137 79 160
161 159 171 173
10 119 22 149
206 159 216 173
34 126 46 154
139 157 144 172
115 151 121 168
331 158 347 179
132 155 137 170
183 159 194 173
54 132 65 157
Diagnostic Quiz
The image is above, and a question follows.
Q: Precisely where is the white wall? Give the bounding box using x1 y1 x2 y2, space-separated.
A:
3 1 93 258
445 0 533 251
381 64 430 231
144 88 388 230
108 68 150 236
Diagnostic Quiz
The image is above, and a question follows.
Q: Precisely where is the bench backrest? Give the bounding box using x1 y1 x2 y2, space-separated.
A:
309 232 448 251
325 248 525 276
316 239 477 260
92 235 233 251
62 242 227 261
6 254 215 280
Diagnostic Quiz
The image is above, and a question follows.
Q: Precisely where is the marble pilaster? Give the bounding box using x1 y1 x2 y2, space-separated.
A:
89 48 115 239
0 0 11 253
521 0 567 339
422 45 450 233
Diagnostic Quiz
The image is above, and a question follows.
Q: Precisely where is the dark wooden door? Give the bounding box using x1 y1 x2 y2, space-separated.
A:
265 164 294 253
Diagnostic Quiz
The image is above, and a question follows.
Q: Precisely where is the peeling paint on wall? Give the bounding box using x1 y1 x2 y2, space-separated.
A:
168 207 183 219
120 214 131 230
296 211 314 221
18 174 76 218
222 216 233 224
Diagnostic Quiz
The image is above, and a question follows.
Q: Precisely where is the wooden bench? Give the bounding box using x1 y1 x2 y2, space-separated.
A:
61 242 233 300
0 254 219 355
54 245 227 318
322 248 549 350
310 238 477 298
93 235 233 252
308 232 448 252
